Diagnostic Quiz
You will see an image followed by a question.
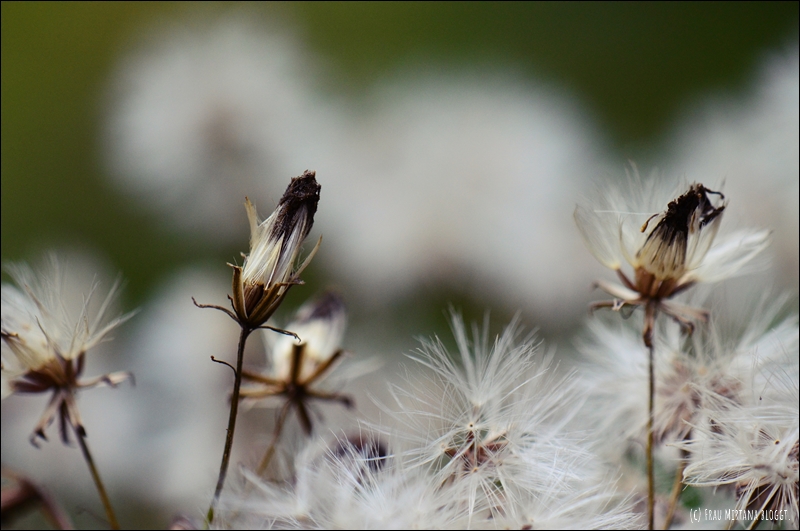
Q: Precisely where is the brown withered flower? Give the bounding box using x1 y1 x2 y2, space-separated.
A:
575 178 770 346
196 170 321 330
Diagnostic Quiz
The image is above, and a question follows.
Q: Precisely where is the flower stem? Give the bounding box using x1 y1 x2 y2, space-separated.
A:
647 341 655 531
75 425 119 530
207 326 252 525
663 452 687 529
256 402 291 477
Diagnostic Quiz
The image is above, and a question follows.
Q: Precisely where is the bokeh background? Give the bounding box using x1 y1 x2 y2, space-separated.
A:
2 3 798 529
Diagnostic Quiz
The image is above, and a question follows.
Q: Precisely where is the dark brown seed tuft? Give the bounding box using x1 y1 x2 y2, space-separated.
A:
643 183 725 251
269 170 321 242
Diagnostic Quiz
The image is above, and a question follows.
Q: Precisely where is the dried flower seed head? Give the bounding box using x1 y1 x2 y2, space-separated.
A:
240 291 351 435
1 256 133 445
679 374 799 529
635 184 725 286
229 170 321 328
580 303 797 456
575 170 769 346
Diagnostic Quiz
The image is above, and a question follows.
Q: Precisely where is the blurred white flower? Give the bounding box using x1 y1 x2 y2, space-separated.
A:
317 75 607 326
104 14 329 240
666 44 800 291
1 254 133 443
575 168 770 345
241 290 352 435
267 290 347 383
312 73 601 324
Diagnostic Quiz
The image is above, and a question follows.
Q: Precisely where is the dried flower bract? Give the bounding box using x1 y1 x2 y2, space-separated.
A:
228 170 321 329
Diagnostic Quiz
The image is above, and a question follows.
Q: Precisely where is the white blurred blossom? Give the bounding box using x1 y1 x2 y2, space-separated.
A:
316 75 608 324
266 291 347 383
104 15 330 240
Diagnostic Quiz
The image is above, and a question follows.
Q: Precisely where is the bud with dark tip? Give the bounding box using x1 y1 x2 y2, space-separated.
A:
230 170 322 328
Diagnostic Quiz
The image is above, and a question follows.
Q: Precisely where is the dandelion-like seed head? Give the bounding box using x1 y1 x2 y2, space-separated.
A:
581 304 797 454
230 170 321 328
1 255 133 445
380 312 634 524
680 372 799 529
575 167 770 345
227 439 465 530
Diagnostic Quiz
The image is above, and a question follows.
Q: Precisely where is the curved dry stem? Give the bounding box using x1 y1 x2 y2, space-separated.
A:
255 401 292 477
192 297 237 322
663 457 687 529
258 325 300 342
75 425 119 530
210 356 236 377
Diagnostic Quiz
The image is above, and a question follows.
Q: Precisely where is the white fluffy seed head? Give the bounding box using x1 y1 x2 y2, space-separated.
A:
574 165 770 287
1 254 132 397
379 312 633 524
679 364 799 528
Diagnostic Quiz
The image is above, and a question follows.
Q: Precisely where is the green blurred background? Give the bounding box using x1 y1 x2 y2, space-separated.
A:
2 2 798 310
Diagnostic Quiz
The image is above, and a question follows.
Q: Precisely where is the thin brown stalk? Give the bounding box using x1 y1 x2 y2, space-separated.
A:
255 402 291 477
663 451 688 530
647 341 655 531
223 386 293 527
75 425 119 530
206 326 252 525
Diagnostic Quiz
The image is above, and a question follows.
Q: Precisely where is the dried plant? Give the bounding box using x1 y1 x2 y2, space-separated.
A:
1 255 135 529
